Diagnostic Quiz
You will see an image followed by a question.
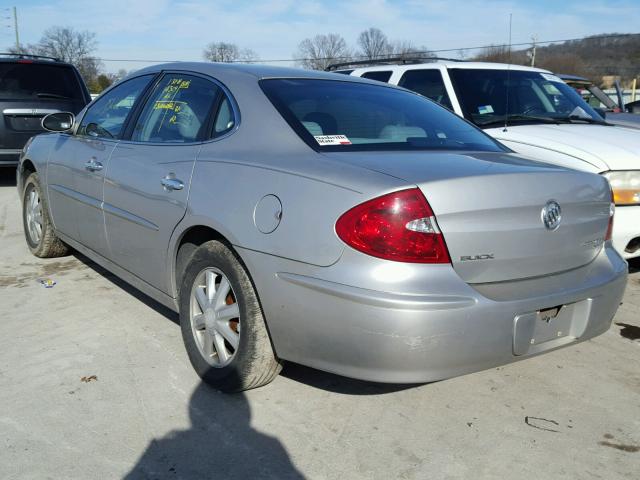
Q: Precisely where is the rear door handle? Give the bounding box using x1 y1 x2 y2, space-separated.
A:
85 158 103 172
161 176 184 191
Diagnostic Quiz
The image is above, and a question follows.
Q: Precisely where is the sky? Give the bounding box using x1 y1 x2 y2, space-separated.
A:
4 0 640 73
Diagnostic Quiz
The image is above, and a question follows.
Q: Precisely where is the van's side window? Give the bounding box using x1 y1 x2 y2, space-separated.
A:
361 71 393 83
398 70 453 110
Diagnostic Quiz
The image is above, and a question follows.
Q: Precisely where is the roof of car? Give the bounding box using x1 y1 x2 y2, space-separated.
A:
351 61 551 75
0 53 71 65
134 62 377 83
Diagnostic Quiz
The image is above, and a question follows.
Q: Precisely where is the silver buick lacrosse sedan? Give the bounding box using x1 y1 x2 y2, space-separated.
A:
17 63 626 391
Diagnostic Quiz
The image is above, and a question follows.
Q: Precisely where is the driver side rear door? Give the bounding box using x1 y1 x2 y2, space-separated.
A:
103 72 225 294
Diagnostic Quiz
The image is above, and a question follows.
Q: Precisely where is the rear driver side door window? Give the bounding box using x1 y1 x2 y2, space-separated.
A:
131 74 221 143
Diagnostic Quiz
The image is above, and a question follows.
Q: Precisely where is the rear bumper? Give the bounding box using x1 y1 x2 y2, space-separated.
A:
612 205 640 259
241 244 627 384
0 149 21 167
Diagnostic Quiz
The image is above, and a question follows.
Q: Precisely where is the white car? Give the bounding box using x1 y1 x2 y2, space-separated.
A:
342 61 640 259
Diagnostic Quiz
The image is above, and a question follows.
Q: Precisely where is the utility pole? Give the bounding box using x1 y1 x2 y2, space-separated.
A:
530 35 537 67
13 6 20 51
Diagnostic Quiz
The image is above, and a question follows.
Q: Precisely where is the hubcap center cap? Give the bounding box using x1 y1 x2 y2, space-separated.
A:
204 308 217 330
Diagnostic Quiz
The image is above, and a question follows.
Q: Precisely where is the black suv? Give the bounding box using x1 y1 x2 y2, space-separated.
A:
0 53 90 167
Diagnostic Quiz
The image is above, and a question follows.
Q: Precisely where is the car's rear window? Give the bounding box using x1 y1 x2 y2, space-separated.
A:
0 62 84 101
260 78 505 152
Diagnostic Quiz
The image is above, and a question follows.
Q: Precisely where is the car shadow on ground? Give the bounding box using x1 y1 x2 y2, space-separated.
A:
123 381 305 479
0 168 17 187
75 254 305 478
76 252 180 326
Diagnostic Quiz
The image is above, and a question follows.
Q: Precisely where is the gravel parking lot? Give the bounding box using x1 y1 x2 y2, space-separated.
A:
1 168 639 480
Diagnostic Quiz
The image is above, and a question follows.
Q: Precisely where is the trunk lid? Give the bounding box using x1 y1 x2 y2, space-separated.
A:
324 151 612 283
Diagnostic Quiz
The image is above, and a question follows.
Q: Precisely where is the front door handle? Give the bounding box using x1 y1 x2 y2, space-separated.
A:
84 158 103 172
161 176 184 191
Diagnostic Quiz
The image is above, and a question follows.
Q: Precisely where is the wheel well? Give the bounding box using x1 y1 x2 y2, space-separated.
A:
174 225 280 358
22 159 36 175
18 160 36 193
175 226 227 296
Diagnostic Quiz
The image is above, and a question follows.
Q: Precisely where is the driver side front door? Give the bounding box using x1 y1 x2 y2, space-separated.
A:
48 74 156 256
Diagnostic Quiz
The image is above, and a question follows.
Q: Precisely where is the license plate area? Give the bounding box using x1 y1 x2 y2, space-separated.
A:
513 299 592 356
533 305 570 344
6 115 45 132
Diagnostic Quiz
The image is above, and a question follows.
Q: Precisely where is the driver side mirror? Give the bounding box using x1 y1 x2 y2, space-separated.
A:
42 112 75 132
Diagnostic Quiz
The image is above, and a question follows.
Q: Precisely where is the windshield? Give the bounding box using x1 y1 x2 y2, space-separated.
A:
0 62 85 101
448 69 606 127
260 78 506 153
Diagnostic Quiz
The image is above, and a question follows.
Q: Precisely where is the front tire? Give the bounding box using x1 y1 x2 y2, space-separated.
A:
22 172 69 258
179 240 281 392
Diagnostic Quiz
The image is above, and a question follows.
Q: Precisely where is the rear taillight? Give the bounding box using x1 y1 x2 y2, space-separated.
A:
335 188 450 263
605 187 615 242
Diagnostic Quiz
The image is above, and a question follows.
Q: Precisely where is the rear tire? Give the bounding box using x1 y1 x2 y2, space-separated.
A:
22 172 69 258
179 240 281 392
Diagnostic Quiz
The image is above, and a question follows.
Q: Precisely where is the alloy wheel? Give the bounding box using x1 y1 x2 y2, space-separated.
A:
25 187 43 245
189 268 241 367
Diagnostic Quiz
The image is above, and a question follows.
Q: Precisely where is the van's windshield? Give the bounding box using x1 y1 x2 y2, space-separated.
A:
260 78 506 152
448 69 607 127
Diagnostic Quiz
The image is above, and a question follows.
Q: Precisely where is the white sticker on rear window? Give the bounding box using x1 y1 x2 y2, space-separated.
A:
314 134 352 146
478 105 494 114
540 73 562 83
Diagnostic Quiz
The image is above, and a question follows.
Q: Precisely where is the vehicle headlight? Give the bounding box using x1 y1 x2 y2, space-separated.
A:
601 170 640 206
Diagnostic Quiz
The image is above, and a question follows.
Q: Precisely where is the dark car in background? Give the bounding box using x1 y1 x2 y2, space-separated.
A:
0 53 90 167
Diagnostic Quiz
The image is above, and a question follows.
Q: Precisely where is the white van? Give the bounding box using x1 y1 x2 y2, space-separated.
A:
343 61 640 259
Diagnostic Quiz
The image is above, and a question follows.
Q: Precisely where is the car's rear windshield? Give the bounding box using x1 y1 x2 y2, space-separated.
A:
0 62 84 101
260 78 506 152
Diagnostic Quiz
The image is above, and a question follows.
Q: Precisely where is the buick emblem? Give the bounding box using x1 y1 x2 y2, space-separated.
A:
541 200 562 231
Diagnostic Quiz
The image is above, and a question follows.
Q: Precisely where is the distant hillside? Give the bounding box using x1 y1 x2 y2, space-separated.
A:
473 33 640 87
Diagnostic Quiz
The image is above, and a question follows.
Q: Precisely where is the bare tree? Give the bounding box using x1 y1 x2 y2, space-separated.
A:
354 28 431 64
358 27 389 60
203 42 259 63
386 40 431 59
473 44 512 63
9 26 103 89
295 33 351 70
36 27 97 63
114 69 129 81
